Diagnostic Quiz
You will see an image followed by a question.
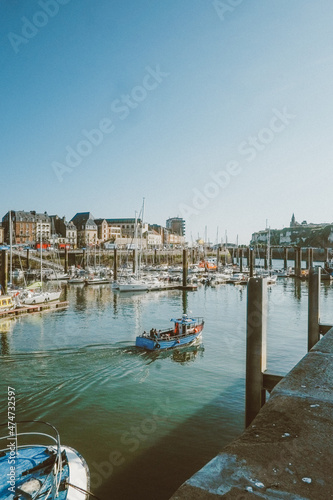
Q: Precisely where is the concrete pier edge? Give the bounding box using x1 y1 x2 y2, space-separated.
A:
170 328 333 499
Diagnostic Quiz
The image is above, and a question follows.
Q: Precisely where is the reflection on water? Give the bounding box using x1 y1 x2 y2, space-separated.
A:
0 318 17 355
141 343 205 365
0 318 16 334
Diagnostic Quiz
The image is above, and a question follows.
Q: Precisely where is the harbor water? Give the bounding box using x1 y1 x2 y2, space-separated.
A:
1 274 333 499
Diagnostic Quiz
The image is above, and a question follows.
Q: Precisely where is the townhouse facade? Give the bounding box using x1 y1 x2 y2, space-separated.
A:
50 215 78 248
2 210 51 245
70 212 98 247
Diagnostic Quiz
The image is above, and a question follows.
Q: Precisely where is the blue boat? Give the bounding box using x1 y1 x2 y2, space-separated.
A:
136 314 204 351
0 420 90 499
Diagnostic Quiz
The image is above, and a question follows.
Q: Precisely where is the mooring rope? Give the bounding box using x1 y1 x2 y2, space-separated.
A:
67 482 102 500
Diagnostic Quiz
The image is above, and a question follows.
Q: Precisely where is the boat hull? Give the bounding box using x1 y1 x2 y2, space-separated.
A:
22 290 62 305
118 283 148 292
136 330 202 351
0 420 90 500
0 446 89 500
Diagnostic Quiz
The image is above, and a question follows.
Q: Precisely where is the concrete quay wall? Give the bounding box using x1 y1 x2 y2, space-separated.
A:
170 329 333 499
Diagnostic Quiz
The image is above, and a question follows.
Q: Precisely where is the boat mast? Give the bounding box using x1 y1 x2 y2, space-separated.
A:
266 220 271 272
134 211 138 278
9 211 13 284
40 222 43 282
139 198 145 272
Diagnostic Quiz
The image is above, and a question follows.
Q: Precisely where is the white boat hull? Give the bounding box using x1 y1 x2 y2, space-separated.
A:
118 281 148 292
22 290 62 305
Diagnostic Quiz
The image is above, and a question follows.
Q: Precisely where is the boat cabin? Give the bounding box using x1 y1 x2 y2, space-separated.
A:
171 314 201 336
0 295 14 312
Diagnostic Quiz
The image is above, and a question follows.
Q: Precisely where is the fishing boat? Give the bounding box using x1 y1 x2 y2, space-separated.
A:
198 259 217 271
0 420 90 499
136 314 204 351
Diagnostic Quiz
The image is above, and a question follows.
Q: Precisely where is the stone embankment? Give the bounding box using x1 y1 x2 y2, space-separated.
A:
170 328 333 499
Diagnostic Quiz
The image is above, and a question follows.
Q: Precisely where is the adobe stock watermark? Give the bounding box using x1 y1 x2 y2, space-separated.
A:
51 65 169 183
213 0 244 22
89 397 173 489
179 107 296 219
8 0 71 54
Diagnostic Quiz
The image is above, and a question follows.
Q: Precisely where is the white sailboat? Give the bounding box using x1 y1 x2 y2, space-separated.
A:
118 200 149 292
20 230 62 305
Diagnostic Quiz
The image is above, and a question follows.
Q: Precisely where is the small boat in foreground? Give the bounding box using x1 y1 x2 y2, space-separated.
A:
0 420 90 499
0 295 15 313
136 314 204 351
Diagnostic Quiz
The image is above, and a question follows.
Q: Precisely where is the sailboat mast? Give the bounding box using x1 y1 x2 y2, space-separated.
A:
9 211 13 284
40 222 43 282
267 226 271 271
139 198 145 271
134 211 138 277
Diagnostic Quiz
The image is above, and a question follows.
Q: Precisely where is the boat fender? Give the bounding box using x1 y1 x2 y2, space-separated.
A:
156 343 160 349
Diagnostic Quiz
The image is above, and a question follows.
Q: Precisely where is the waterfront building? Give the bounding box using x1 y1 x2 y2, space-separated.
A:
0 225 4 244
150 223 185 246
35 212 51 242
94 219 122 243
112 237 144 249
166 231 185 246
146 229 162 248
70 212 98 247
50 215 77 249
103 218 148 238
2 210 51 245
166 217 185 236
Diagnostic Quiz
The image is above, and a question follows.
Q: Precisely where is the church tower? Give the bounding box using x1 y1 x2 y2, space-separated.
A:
290 213 296 227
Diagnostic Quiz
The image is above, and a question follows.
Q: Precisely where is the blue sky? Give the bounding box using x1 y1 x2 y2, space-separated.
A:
1 0 333 244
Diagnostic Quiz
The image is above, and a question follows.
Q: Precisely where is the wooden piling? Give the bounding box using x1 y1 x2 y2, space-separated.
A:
132 249 136 274
295 247 301 277
64 247 68 273
0 250 8 294
307 248 313 269
239 248 243 273
269 247 273 269
283 247 288 270
264 247 268 270
182 249 188 287
113 248 117 281
325 247 329 264
216 247 220 272
308 267 321 351
26 248 30 269
249 248 254 278
246 277 267 427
